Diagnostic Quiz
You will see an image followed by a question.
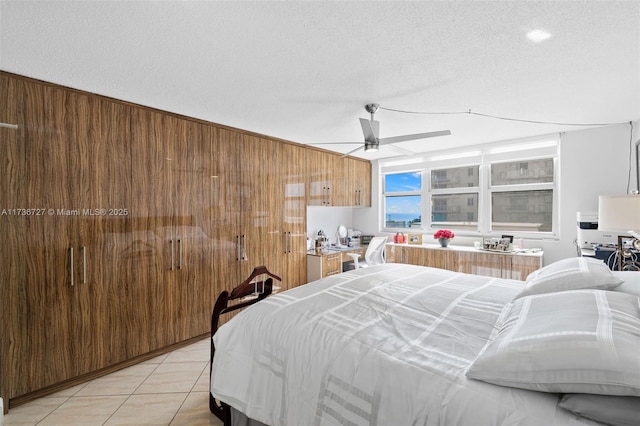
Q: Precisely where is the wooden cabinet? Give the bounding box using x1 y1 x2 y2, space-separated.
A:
130 107 219 350
306 149 372 207
280 142 308 291
307 247 366 281
346 158 371 207
456 251 541 279
0 73 309 409
307 148 336 206
387 243 542 279
0 76 132 399
387 245 456 269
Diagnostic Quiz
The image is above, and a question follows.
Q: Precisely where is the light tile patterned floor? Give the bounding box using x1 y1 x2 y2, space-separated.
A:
3 338 223 426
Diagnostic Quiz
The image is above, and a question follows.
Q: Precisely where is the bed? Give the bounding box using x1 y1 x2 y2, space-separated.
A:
210 260 640 426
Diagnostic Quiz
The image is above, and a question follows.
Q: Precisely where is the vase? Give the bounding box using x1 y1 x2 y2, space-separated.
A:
438 238 450 247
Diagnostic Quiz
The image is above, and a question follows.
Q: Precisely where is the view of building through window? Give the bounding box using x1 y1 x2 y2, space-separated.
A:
382 155 555 233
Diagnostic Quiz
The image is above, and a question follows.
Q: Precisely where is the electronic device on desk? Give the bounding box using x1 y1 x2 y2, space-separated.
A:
576 211 617 257
595 242 640 271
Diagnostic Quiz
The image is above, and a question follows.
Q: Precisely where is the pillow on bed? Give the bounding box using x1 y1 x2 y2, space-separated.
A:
612 271 640 297
558 394 640 426
516 257 623 299
466 289 640 396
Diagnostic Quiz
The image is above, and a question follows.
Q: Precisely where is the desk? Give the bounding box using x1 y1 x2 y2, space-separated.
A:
307 246 367 281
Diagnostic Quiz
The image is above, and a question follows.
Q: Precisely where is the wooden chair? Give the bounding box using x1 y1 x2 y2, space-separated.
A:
209 266 281 424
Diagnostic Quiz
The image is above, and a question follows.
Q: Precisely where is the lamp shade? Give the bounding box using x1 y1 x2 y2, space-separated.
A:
598 194 640 233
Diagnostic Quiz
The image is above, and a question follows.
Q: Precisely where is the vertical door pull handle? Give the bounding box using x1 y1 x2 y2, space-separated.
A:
178 239 182 270
70 247 74 287
169 239 174 271
236 235 240 261
241 234 247 261
82 246 87 284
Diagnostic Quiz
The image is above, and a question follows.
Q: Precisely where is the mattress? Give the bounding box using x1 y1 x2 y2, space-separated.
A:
211 263 602 425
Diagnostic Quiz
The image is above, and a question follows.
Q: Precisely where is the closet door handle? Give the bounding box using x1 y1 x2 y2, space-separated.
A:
288 231 292 253
82 246 87 284
178 239 182 270
169 239 175 271
70 247 74 287
236 235 240 261
283 231 287 254
241 235 247 260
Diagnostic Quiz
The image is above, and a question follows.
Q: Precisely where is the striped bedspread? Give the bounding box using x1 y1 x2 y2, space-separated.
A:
211 264 600 426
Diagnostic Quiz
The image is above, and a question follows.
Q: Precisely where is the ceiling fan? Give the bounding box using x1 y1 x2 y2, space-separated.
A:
313 103 452 157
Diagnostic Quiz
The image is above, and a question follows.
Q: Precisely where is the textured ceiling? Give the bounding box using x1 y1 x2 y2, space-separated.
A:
1 1 639 159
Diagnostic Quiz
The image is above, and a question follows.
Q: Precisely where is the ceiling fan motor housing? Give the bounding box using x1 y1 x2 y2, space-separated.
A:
364 140 379 152
365 103 380 115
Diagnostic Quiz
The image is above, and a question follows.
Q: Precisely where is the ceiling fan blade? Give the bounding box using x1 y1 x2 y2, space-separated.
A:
306 141 362 145
388 145 416 156
359 118 380 142
378 130 451 145
341 145 364 157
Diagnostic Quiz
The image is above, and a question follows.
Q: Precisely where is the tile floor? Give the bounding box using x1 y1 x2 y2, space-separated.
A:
3 338 223 426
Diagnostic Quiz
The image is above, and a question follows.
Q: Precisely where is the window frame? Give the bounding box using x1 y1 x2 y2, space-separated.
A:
382 170 424 229
379 135 560 239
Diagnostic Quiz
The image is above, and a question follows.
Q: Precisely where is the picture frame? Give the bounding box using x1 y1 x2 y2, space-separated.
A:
483 237 512 252
408 234 423 245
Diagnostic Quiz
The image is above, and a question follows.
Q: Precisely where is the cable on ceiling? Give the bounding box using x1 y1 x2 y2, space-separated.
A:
378 106 632 127
379 106 637 193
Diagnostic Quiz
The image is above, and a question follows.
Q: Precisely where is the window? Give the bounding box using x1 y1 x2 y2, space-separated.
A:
380 136 559 237
383 172 422 229
430 166 479 229
490 159 555 232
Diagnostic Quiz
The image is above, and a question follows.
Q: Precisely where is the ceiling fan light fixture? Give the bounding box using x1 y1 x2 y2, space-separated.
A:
364 141 379 152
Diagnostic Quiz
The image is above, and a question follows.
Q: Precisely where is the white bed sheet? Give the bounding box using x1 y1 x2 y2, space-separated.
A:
211 264 602 426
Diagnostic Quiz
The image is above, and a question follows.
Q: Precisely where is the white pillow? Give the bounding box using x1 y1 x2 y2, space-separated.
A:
613 271 640 297
558 394 640 426
466 289 640 396
516 257 622 298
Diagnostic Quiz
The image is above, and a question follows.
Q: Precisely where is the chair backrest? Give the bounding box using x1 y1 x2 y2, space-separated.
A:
364 236 387 266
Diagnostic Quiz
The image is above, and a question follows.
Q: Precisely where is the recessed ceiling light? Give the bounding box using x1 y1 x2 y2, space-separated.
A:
527 29 552 43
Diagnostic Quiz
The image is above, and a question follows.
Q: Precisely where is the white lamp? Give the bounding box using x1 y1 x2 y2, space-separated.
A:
598 194 640 239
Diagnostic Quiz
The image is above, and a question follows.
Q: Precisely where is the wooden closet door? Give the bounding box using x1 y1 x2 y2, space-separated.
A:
170 119 222 341
128 107 176 352
0 78 78 398
281 142 307 290
69 93 131 372
239 135 284 282
306 148 331 206
201 126 242 326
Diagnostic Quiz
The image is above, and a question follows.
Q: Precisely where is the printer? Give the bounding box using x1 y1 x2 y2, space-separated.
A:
576 211 617 251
